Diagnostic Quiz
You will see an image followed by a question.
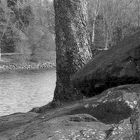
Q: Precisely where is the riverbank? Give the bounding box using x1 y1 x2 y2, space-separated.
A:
0 61 56 73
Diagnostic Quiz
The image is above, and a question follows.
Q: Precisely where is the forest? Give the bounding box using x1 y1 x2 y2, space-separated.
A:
0 0 140 60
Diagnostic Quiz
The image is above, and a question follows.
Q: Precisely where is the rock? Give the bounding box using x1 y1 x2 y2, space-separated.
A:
72 31 140 97
0 112 38 133
1 84 140 140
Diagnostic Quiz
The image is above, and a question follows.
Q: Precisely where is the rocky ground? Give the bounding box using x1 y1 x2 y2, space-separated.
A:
0 84 139 140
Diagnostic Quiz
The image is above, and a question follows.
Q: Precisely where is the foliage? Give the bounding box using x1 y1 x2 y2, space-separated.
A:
0 0 55 62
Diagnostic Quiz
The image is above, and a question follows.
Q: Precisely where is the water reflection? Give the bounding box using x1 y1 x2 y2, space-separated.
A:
0 69 56 116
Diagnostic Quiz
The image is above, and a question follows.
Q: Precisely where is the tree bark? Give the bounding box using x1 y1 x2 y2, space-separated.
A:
53 0 92 104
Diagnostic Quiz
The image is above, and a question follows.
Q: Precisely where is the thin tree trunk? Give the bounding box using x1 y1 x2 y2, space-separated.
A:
0 47 1 60
91 0 100 46
53 0 92 104
137 0 140 27
91 19 95 45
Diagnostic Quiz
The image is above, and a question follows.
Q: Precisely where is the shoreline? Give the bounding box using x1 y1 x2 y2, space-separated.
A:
0 61 56 73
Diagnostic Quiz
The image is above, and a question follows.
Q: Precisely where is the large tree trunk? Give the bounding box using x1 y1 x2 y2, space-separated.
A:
53 0 92 104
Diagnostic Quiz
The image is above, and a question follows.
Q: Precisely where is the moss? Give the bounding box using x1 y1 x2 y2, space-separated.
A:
66 101 132 124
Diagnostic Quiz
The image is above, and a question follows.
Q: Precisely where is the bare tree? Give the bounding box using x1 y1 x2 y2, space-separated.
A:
88 0 101 46
88 0 139 50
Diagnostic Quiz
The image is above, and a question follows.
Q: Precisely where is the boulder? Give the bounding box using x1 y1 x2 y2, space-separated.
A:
72 31 140 96
1 84 140 140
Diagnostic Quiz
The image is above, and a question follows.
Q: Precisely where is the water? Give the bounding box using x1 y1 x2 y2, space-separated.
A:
0 69 56 116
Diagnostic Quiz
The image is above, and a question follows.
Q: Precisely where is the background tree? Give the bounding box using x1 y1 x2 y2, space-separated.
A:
53 0 92 104
0 0 55 63
88 0 140 51
88 0 101 48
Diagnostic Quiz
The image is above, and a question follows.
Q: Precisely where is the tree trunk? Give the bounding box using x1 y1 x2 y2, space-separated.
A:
91 19 95 46
53 0 92 104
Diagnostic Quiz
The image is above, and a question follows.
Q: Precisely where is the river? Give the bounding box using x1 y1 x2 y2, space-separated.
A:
0 69 56 116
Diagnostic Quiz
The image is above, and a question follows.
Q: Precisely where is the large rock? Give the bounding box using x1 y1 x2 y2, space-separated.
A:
72 31 140 96
1 84 140 140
